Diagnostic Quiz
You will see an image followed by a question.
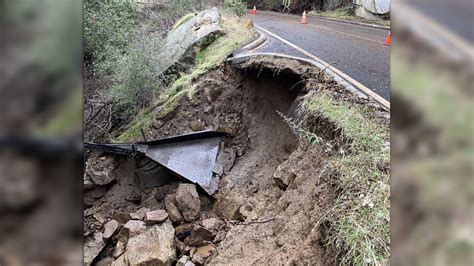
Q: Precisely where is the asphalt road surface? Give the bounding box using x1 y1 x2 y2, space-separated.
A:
405 0 474 43
248 10 391 101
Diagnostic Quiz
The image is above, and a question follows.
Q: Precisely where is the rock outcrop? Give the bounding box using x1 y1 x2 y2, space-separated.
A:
157 8 223 75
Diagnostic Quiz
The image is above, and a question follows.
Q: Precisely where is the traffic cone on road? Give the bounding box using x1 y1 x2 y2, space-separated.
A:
251 6 257 15
301 10 308 24
384 32 391 46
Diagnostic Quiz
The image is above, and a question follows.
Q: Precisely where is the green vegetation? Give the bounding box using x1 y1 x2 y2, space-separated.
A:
115 13 255 142
84 0 222 129
224 0 247 17
391 55 473 265
300 91 390 265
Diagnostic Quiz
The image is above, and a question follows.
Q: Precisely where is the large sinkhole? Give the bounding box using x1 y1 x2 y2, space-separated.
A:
221 67 303 188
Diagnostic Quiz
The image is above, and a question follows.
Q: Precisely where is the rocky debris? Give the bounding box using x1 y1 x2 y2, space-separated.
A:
185 224 215 247
125 188 141 203
216 148 236 174
176 238 187 256
152 118 164 129
145 209 169 225
216 192 244 220
212 164 224 176
129 207 150 220
175 184 201 222
96 257 114 266
177 255 191 266
113 220 176 266
84 232 106 265
175 223 193 241
93 213 106 225
123 220 147 236
141 193 160 209
84 175 96 191
190 120 205 131
273 164 297 191
85 156 117 186
201 218 225 235
165 194 184 223
113 212 132 224
191 244 216 265
103 219 120 239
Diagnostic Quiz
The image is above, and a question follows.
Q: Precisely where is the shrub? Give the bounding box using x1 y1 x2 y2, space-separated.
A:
83 0 137 72
224 0 246 17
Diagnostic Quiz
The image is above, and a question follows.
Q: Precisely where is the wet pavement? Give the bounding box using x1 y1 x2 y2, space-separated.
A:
248 10 391 100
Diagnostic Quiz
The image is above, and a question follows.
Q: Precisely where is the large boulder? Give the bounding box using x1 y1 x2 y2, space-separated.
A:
354 0 390 20
175 184 201 222
157 8 223 75
113 220 176 266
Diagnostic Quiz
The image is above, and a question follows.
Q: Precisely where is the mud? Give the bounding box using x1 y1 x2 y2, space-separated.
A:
84 56 388 265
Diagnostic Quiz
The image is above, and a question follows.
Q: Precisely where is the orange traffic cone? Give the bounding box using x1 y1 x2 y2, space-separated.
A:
384 32 391 46
251 6 257 15
301 10 308 24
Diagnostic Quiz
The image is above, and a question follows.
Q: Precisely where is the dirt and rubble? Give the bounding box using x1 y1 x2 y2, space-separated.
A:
84 56 388 265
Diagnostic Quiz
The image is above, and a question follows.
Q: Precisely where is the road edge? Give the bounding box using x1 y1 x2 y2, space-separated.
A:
253 26 390 110
304 14 390 30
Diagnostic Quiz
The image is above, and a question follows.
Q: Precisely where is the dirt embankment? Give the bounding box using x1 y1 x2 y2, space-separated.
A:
84 57 388 265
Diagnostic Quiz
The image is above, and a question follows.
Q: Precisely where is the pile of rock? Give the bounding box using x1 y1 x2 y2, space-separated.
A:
84 183 226 265
84 155 118 190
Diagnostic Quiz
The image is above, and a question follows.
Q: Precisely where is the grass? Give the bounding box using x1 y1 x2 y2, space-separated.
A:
300 91 390 265
309 8 390 27
115 12 255 142
390 55 473 265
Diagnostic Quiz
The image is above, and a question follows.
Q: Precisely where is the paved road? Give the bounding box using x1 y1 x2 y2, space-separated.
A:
404 0 474 43
248 10 391 101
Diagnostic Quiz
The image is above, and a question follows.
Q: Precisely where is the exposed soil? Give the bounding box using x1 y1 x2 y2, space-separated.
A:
83 57 383 265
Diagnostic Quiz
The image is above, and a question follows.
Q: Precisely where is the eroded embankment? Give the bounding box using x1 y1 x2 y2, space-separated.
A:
84 56 390 265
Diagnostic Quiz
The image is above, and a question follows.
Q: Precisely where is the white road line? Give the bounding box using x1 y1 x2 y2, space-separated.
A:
396 1 474 61
255 25 391 109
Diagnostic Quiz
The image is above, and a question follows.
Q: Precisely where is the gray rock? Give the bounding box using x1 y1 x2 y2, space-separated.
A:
145 209 169 225
103 219 119 239
201 218 224 235
84 232 106 265
185 261 196 266
157 9 223 75
123 220 147 237
191 245 215 265
84 174 96 191
185 224 214 247
112 220 176 266
85 156 117 186
216 149 236 174
175 184 201 222
177 255 191 266
130 207 150 220
165 194 184 223
190 120 205 131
